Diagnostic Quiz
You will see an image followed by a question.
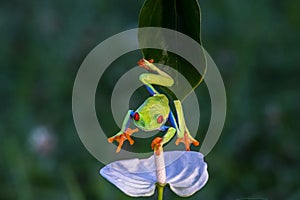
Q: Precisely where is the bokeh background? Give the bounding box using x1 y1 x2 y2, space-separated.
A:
1 0 299 199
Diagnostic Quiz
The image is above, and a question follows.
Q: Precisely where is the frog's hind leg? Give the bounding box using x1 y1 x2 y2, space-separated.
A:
138 58 174 96
139 73 173 95
173 100 199 151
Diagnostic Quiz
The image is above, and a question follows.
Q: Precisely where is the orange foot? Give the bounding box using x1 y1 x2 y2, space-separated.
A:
175 132 199 151
108 128 138 153
137 58 154 71
151 137 163 155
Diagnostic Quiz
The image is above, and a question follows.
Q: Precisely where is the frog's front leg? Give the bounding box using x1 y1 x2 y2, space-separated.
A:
173 100 200 151
151 125 176 155
108 110 139 153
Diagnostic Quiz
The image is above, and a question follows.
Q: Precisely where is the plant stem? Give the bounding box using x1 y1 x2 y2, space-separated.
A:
154 148 166 184
157 183 165 200
155 148 166 200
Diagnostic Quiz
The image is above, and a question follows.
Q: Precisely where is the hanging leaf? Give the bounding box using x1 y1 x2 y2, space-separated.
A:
138 0 205 100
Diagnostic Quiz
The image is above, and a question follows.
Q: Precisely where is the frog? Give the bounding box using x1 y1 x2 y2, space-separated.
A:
108 58 199 154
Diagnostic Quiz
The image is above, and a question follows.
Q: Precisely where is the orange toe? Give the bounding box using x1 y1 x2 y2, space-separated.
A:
151 137 163 150
108 137 114 143
108 128 138 153
137 59 149 70
192 140 199 146
175 132 200 151
124 128 138 145
151 137 164 155
137 59 144 66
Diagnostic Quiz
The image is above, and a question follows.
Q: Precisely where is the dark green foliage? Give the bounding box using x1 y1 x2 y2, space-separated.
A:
139 0 201 43
138 0 205 98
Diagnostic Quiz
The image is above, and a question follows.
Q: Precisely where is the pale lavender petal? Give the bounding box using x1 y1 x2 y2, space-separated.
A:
100 157 157 197
165 151 208 197
100 151 208 197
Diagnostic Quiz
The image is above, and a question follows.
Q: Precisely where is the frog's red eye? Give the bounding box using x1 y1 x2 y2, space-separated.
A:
133 112 140 121
157 115 163 123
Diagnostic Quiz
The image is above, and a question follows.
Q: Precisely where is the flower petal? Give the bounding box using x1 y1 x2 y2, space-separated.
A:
100 157 157 197
100 151 208 197
165 151 208 197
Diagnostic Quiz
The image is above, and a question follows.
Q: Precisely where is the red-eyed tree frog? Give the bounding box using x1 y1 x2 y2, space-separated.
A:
108 59 199 154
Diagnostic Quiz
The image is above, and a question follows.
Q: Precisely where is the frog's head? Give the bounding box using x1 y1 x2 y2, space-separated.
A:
131 111 165 131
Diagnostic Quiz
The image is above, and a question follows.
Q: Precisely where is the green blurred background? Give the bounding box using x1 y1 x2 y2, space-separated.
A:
1 0 299 199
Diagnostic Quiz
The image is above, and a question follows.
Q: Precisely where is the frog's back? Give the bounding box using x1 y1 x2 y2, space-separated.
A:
148 94 169 106
134 94 170 131
138 94 169 114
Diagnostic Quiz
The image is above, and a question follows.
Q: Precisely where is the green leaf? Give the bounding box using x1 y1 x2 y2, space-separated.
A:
138 0 205 100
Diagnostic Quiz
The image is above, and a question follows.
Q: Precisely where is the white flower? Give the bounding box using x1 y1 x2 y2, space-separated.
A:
100 151 208 197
